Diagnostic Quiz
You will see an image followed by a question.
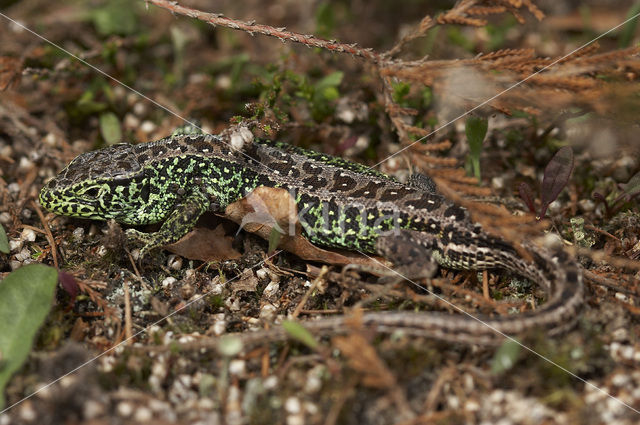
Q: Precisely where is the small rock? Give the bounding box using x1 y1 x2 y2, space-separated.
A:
229 359 246 376
162 277 177 289
140 120 157 134
20 228 36 242
167 254 183 270
116 401 134 417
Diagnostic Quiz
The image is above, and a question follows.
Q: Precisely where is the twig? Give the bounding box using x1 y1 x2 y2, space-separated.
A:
123 279 133 343
291 265 328 318
31 199 58 268
146 0 381 63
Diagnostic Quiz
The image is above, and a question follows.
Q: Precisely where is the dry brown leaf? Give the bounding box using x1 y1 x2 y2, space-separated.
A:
225 186 385 267
0 56 23 91
166 223 241 262
231 272 259 294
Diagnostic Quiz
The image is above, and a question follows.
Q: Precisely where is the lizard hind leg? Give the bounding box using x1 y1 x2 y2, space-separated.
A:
373 229 439 283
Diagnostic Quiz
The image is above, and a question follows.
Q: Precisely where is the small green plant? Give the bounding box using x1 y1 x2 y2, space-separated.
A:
592 171 640 218
465 116 488 181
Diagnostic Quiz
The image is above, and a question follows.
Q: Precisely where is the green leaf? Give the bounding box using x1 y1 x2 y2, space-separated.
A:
0 264 58 408
282 320 319 349
315 71 343 92
91 0 138 36
315 1 335 38
491 338 522 375
0 224 8 254
99 112 122 145
465 116 488 181
391 81 411 104
619 3 640 48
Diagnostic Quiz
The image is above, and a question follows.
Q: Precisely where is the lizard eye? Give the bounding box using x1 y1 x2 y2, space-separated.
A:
84 187 100 198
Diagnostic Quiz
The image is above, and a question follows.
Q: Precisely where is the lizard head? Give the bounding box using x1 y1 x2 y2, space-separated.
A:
39 143 161 225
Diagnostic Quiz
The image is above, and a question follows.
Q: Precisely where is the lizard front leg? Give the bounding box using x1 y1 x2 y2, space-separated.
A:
374 229 440 281
126 189 211 256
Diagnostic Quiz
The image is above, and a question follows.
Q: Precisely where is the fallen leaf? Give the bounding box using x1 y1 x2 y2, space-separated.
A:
224 186 383 267
167 223 241 262
231 272 258 294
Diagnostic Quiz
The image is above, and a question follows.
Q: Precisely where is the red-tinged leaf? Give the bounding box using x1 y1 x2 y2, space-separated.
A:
540 146 574 218
59 271 79 304
518 182 536 214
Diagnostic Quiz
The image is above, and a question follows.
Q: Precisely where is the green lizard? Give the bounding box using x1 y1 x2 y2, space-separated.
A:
39 125 583 345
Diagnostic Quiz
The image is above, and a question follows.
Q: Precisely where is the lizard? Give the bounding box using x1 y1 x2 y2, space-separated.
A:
39 125 584 345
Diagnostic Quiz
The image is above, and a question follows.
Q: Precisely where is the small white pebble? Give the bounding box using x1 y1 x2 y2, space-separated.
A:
133 102 147 116
612 373 630 387
0 212 11 224
225 297 241 311
18 157 34 172
95 246 107 257
285 397 301 414
263 280 280 300
615 292 629 302
116 401 134 417
491 176 505 190
18 401 37 422
304 374 322 394
7 183 20 194
0 145 12 157
263 376 278 390
447 395 460 409
133 406 152 422
337 108 355 124
140 120 157 134
259 304 277 321
230 127 254 150
167 255 183 270
162 277 177 289
578 199 595 212
216 75 231 90
43 132 58 147
9 239 23 252
229 359 246 376
34 382 51 400
303 402 318 415
84 400 105 419
211 319 227 336
465 399 480 412
72 227 85 241
124 113 140 130
542 233 563 250
15 247 31 261
99 355 116 373
20 228 36 242
621 345 635 360
256 268 268 280
59 375 76 389
113 85 126 100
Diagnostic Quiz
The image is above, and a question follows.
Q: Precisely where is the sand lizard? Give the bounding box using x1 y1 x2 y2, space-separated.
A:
39 127 583 345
